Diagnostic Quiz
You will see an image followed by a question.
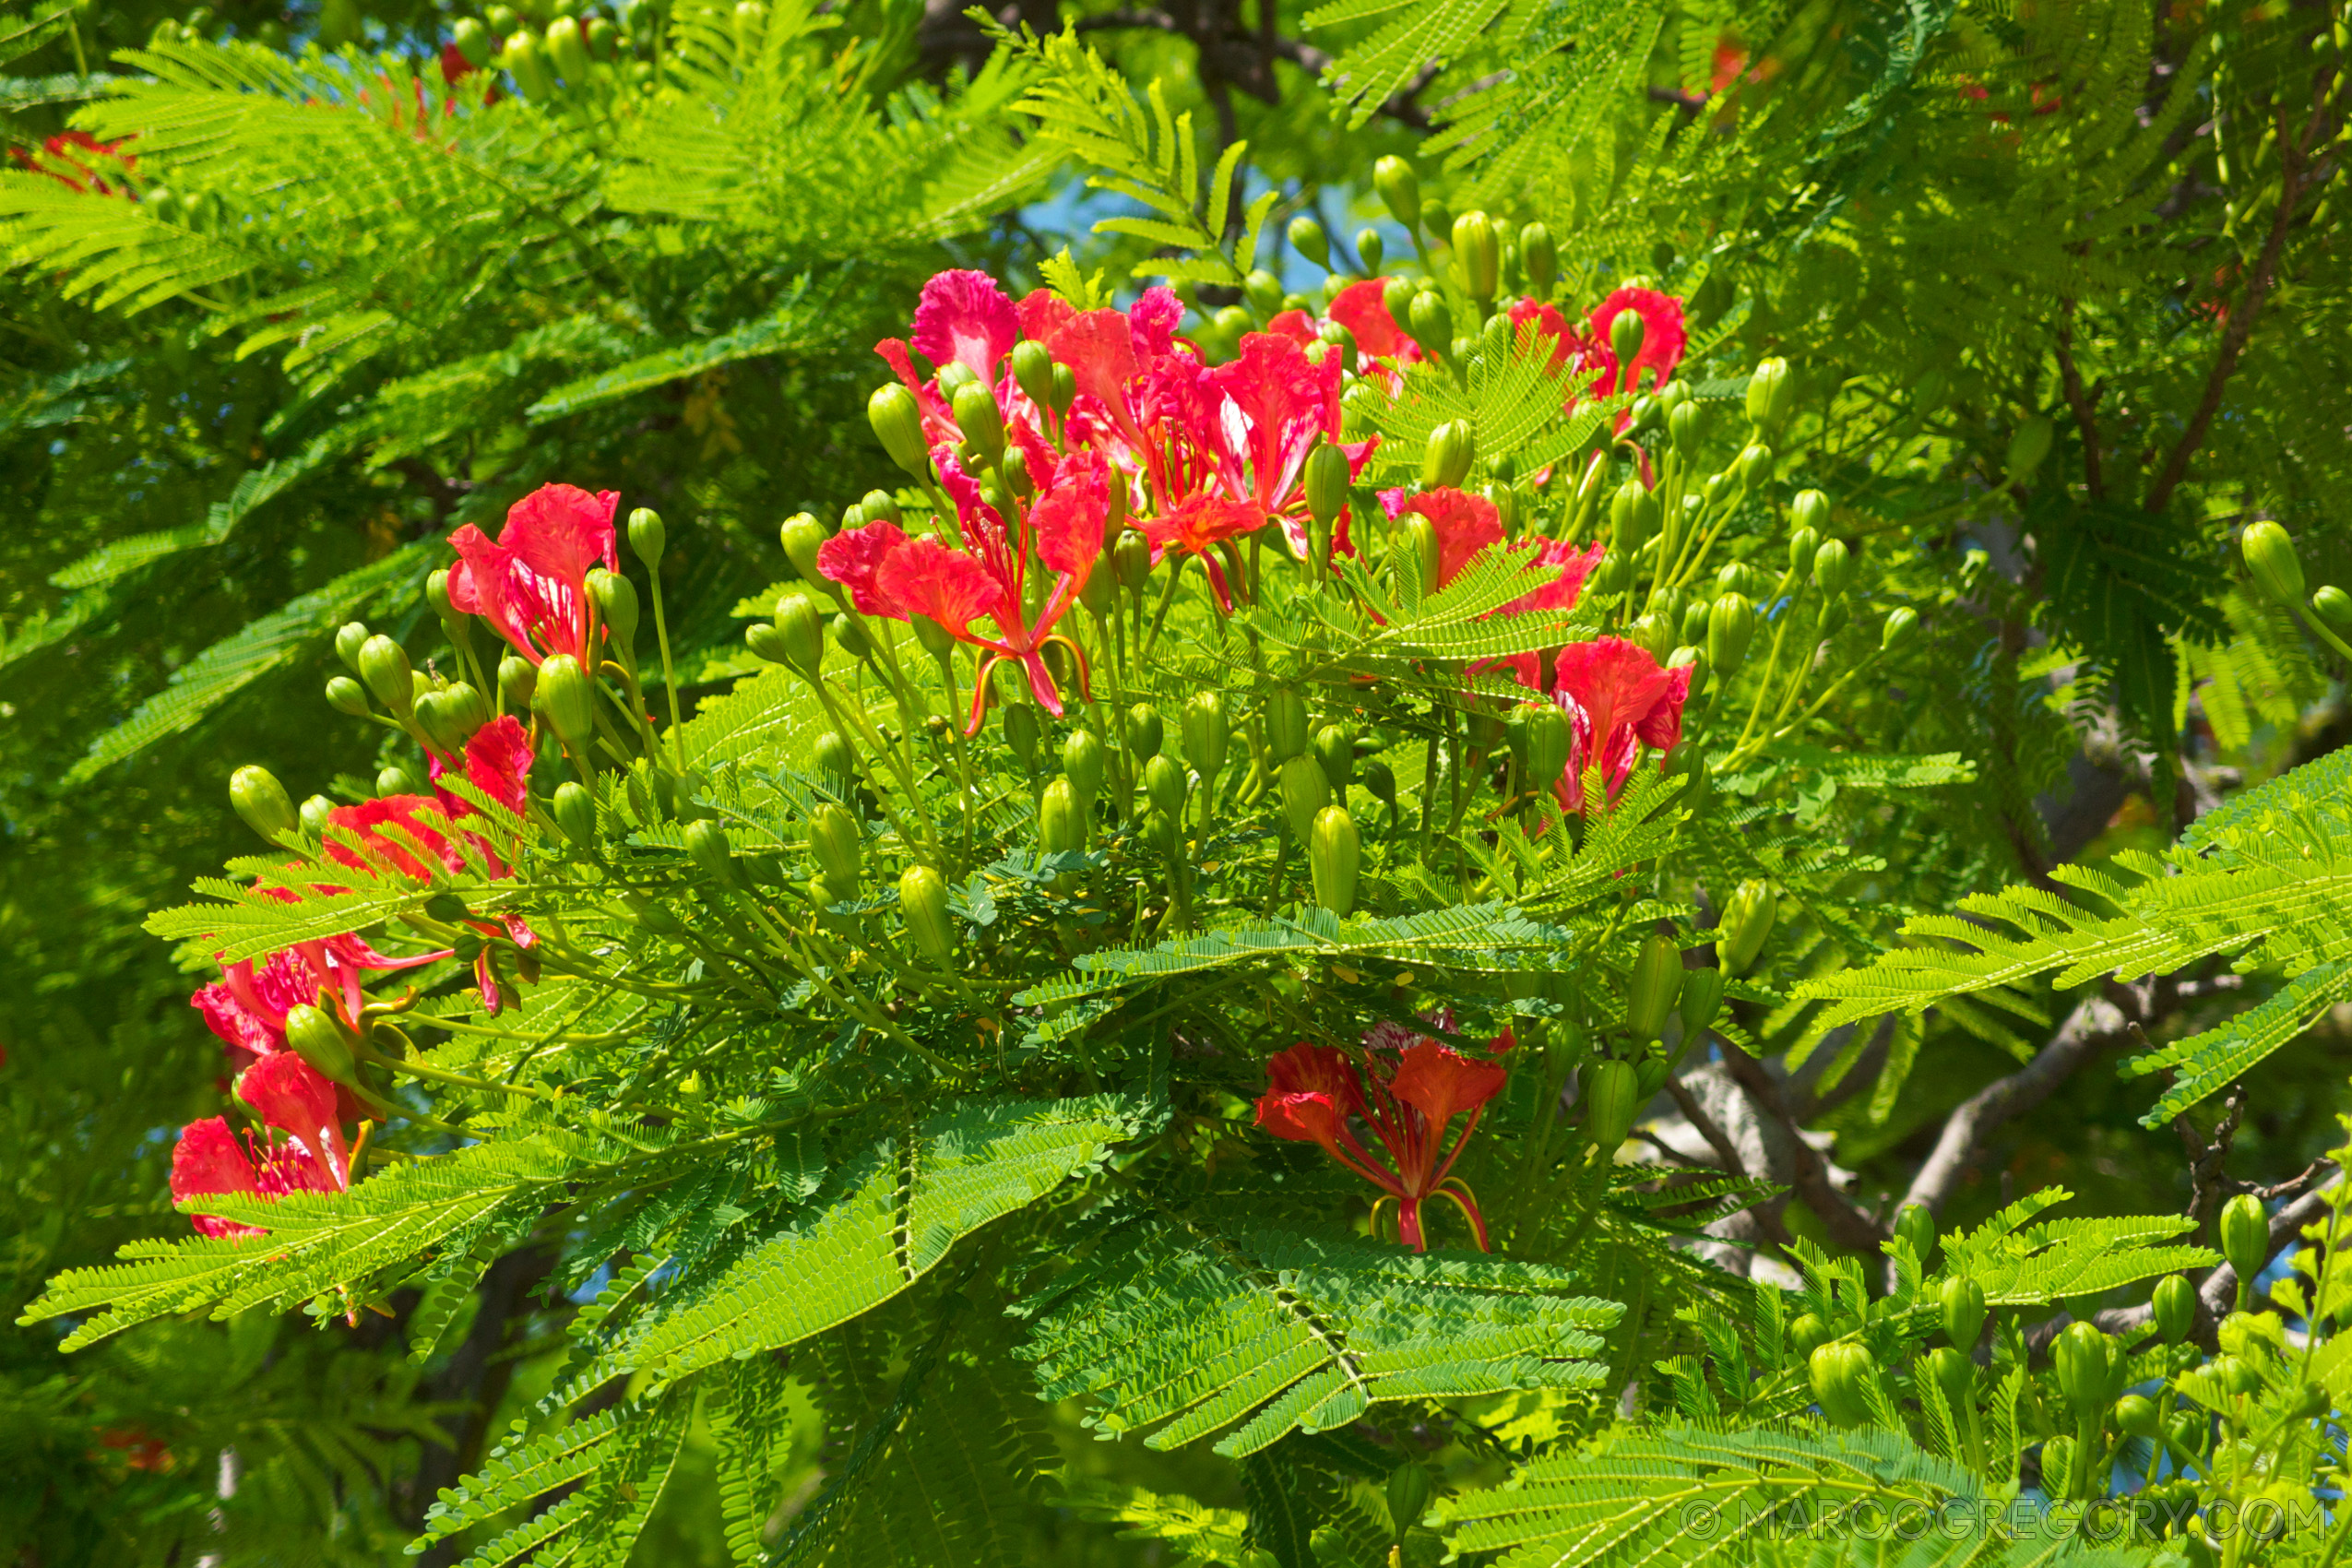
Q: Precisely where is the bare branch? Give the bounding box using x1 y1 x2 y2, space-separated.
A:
1667 1072 1749 1179
1902 989 2143 1218
2064 1173 2343 1351
2054 304 2105 502
1713 1038 1886 1252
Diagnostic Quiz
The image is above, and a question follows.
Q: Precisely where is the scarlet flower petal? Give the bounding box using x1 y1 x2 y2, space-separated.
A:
873 536 1011 641
1128 286 1186 360
1016 287 1075 345
911 269 1019 381
1586 289 1687 398
462 714 534 817
1254 1089 1351 1153
1384 488 1504 588
1387 1039 1508 1129
1551 636 1687 805
1265 1042 1367 1111
1049 310 1144 440
236 1052 351 1194
171 1118 266 1239
1028 451 1108 582
1327 279 1418 361
817 520 912 617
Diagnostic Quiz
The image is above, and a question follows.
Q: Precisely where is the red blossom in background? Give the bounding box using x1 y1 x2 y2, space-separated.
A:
1508 636 1690 811
1378 487 1607 615
1253 1026 1511 1252
446 483 619 666
170 1053 351 1239
1585 289 1687 399
819 448 1107 729
10 130 136 195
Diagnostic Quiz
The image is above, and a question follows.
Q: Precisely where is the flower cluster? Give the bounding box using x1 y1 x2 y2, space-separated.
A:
1254 1023 1512 1252
166 484 619 1238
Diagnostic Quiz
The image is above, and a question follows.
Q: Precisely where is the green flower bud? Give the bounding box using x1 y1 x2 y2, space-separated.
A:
283 1003 360 1087
230 765 299 844
899 863 956 962
1716 879 1776 977
2219 1193 2269 1284
1661 733 1710 805
1420 199 1453 247
2004 413 2055 488
1421 420 1475 489
1678 965 1725 1035
1062 727 1105 811
422 681 492 753
1582 1058 1640 1150
1788 1313 1831 1360
2039 1435 2075 1497
952 380 1005 469
326 675 372 718
1354 227 1384 277
1278 754 1331 847
2153 1275 2197 1346
2054 1321 2111 1415
905 614 954 665
1745 357 1792 434
2114 1394 2160 1440
1182 692 1229 780
1311 723 1353 795
1287 215 1330 269
335 621 372 671
999 705 1038 774
1787 527 1820 576
827 614 873 667
1922 1346 1974 1415
1406 291 1454 359
1790 489 1831 537
626 506 666 573
778 511 830 584
1363 757 1397 813
1809 1341 1876 1427
683 817 736 888
502 29 553 99
1372 155 1420 231
1050 362 1076 417
533 653 596 747
1039 777 1083 856
453 15 494 66
545 14 589 80
772 592 826 678
1112 529 1152 592
1882 606 1919 651
2241 521 2305 609
1078 555 1116 616
1239 268 1282 319
1678 599 1711 647
426 567 457 620
1813 539 1854 598
869 383 932 479
2211 1353 2260 1397
1381 276 1417 333
358 635 414 719
1143 754 1188 822
548 779 595 849
1010 339 1054 414
1628 612 1673 661
1310 804 1360 915
1519 221 1555 300
375 765 419 798
1265 689 1311 763
1519 702 1571 792
809 731 855 784
1304 443 1349 531
588 569 639 655
1123 702 1163 760
807 802 861 892
1893 1201 1937 1264
1400 515 1441 594
1452 211 1499 299
1319 320 1358 374
1624 932 1684 1042
1669 399 1704 460
1610 479 1660 554
2312 584 2352 626
1739 442 1775 491
1609 306 1645 368
1384 1463 1432 1540
1485 482 1522 540
1941 1276 1987 1348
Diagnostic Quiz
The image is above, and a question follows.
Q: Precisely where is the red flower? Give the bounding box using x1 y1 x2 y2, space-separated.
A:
193 933 442 1071
1137 494 1263 611
1378 488 1607 617
171 1053 351 1239
1584 288 1687 400
1514 636 1692 810
1325 279 1423 365
1253 1026 1511 1252
446 483 620 666
1206 332 1373 559
911 269 1019 382
426 712 535 818
9 130 136 196
818 448 1107 730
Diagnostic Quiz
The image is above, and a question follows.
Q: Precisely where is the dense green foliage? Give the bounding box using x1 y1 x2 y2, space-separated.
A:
4 0 2350 1562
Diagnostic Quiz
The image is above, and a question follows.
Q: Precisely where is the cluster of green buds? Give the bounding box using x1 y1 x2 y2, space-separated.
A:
2243 520 2352 666
1572 932 1728 1153
456 0 666 101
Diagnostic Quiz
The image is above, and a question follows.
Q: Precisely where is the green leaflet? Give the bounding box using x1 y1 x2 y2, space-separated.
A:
524 274 829 420
607 1095 1133 1387
2122 960 2352 1124
1019 1218 1619 1457
20 1133 595 1349
1935 1188 2215 1304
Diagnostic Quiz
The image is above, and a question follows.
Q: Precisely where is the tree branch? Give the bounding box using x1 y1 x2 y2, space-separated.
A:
1901 988 2144 1218
2054 304 2105 502
1713 1038 1886 1251
2067 1172 2343 1351
1666 1071 1749 1178
2143 95 2328 514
